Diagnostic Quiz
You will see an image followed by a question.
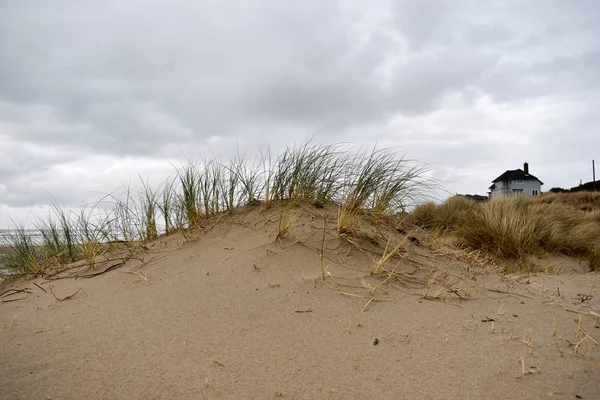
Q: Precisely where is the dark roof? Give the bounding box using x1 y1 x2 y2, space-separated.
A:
489 168 544 189
457 194 488 202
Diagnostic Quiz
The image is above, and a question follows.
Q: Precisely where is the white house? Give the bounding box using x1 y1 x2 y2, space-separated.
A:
488 162 543 199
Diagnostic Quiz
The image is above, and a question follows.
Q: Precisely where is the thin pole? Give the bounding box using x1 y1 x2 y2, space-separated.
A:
593 160 596 192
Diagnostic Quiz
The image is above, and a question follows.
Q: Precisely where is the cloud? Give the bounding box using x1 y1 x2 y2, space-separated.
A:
0 0 599 226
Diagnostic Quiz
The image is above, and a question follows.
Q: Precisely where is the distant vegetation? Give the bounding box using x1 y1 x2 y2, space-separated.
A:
1 141 435 278
409 192 600 271
549 180 598 193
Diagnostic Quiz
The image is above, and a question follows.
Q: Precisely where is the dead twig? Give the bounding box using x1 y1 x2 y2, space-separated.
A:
484 288 532 299
44 256 143 280
33 282 47 293
1 298 26 303
49 286 84 302
1 288 32 298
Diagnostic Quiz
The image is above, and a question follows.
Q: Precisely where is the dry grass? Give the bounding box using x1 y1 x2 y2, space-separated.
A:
456 197 600 266
337 204 360 235
276 204 298 241
408 195 479 230
532 191 600 212
370 236 407 275
566 314 599 357
410 194 600 272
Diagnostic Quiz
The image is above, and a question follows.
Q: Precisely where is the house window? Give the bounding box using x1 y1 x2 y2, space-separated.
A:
502 181 509 187
532 189 539 196
516 180 523 184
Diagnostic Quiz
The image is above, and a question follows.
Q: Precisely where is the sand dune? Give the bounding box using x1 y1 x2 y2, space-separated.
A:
1 204 599 399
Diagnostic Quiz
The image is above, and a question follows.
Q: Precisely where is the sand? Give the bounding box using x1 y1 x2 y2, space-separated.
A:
1 204 599 399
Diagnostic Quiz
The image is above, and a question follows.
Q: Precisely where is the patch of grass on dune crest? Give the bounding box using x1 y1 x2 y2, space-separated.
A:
1 140 434 278
408 195 479 230
410 195 600 271
457 197 600 263
532 191 600 209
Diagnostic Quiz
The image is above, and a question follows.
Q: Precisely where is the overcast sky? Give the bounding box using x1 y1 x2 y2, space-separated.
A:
1 0 599 227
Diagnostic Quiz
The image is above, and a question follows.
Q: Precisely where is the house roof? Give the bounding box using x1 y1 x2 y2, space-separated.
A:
489 168 544 189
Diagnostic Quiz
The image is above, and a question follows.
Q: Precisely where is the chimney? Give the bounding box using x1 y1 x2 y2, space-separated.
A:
524 162 529 175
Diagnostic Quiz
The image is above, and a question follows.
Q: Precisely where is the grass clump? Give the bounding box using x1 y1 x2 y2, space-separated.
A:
532 191 600 210
336 147 434 234
408 194 600 271
2 225 42 274
276 203 298 240
179 163 202 227
454 197 600 270
270 142 341 206
337 204 360 235
76 206 112 269
139 177 159 242
341 147 431 215
409 196 479 230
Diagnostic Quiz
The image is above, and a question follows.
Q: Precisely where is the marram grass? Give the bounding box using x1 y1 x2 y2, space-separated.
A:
1 141 433 277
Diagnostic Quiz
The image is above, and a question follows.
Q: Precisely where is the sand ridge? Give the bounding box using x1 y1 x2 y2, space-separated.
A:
1 204 599 399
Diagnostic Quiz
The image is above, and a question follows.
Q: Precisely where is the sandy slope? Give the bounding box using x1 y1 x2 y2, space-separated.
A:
1 204 599 400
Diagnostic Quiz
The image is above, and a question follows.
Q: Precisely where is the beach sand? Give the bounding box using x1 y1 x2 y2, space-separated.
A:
1 204 599 399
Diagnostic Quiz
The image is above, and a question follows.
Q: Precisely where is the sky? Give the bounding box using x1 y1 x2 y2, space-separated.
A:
1 0 599 227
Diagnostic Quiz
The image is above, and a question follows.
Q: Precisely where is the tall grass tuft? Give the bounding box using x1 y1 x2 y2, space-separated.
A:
77 206 112 269
179 163 201 226
276 203 297 240
261 146 275 210
112 188 138 244
158 177 176 235
138 176 159 242
234 154 262 206
337 203 360 235
36 219 63 266
219 161 240 214
198 160 220 218
53 203 79 262
342 147 432 215
271 142 341 205
2 224 42 274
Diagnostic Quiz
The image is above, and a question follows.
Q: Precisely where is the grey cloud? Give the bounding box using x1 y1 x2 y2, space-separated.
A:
463 24 514 47
0 0 599 216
